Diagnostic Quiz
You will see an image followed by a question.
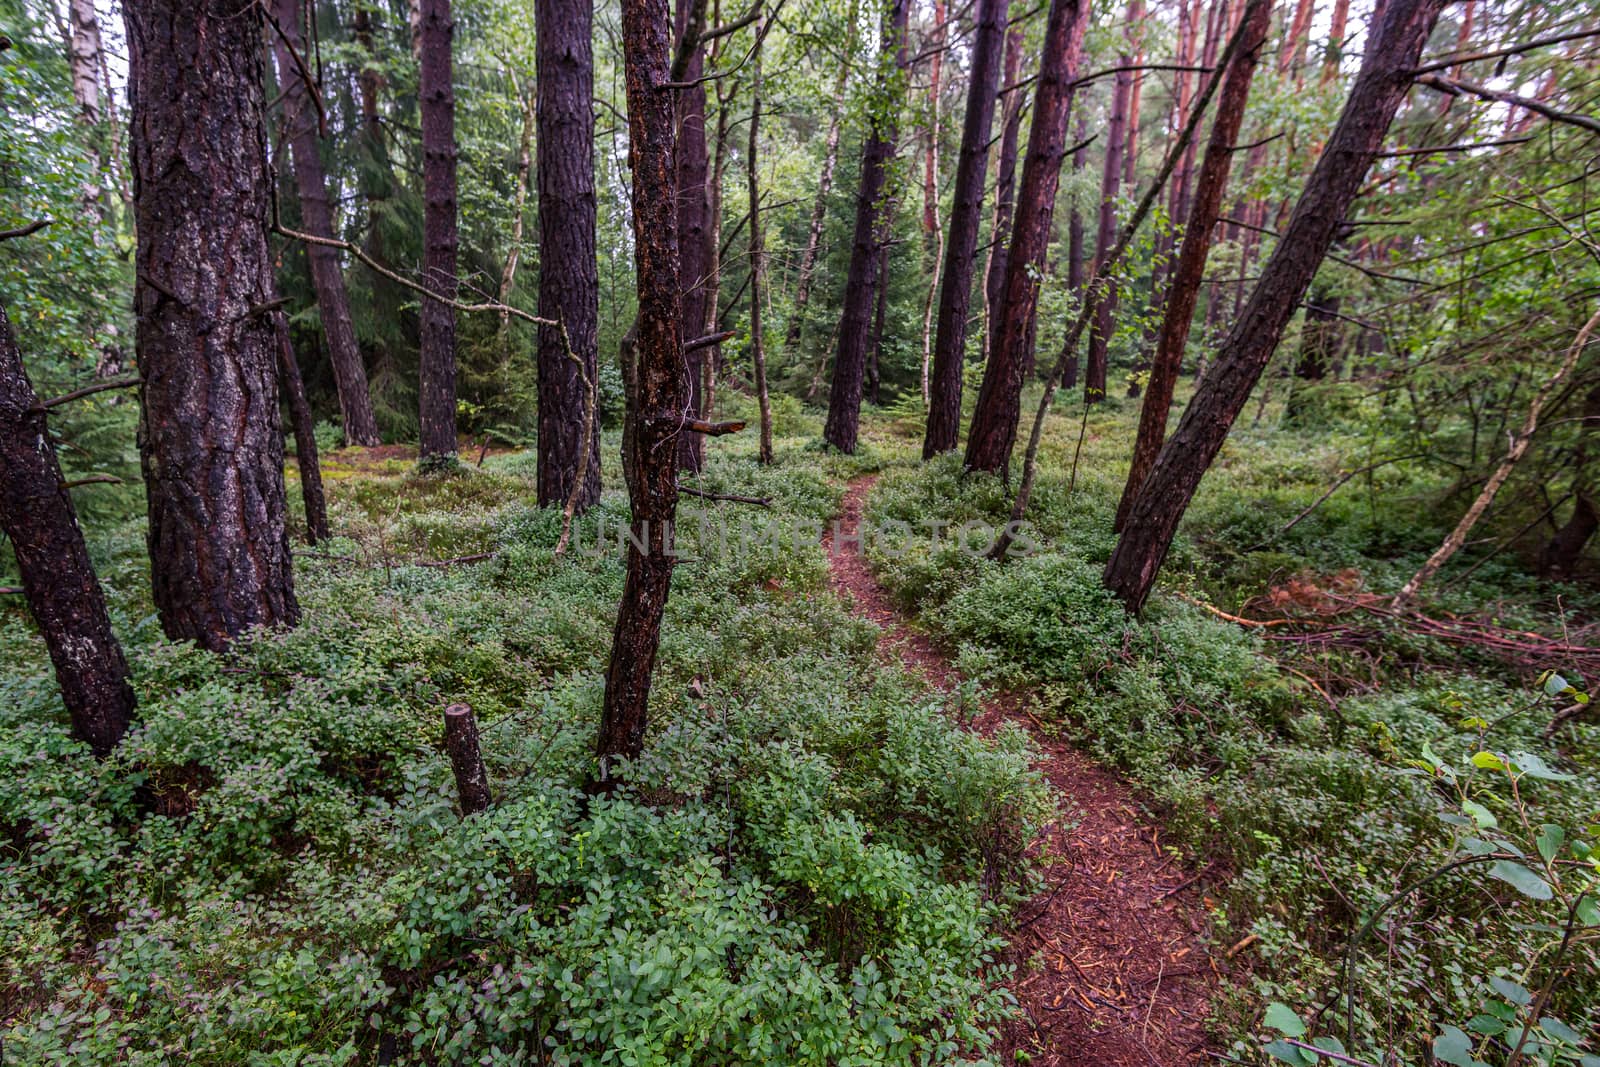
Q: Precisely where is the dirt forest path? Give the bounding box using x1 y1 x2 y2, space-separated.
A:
823 474 1223 1067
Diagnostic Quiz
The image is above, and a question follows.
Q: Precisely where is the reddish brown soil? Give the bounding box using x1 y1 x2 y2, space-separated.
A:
823 475 1222 1067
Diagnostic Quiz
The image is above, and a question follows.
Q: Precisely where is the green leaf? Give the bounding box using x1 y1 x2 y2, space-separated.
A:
1462 799 1498 829
1490 977 1534 1006
1470 751 1506 772
1540 1017 1585 1045
1263 1040 1314 1065
1489 860 1553 900
1543 672 1570 696
1434 1026 1483 1067
1509 751 1575 781
1465 1014 1506 1036
1264 1002 1307 1038
1536 825 1565 864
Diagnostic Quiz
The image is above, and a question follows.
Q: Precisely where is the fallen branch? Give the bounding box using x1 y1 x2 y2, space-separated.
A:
417 552 497 568
678 484 771 506
1176 592 1299 628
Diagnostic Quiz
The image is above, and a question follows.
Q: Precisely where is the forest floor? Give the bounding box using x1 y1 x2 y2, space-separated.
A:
824 475 1220 1067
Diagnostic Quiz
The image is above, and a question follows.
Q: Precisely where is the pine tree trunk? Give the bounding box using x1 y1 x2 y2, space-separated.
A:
0 300 134 756
1104 0 1450 611
277 317 331 544
270 0 382 447
536 0 602 511
747 11 773 465
1116 0 1270 531
1321 0 1353 82
923 0 1008 458
124 0 300 648
1085 49 1132 404
703 47 735 416
783 62 848 359
417 0 459 462
352 3 393 254
596 0 686 783
823 0 911 454
1062 112 1087 390
962 0 1088 474
674 0 712 472
982 27 1026 364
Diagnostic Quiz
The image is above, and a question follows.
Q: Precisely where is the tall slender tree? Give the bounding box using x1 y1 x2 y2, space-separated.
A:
1063 112 1088 390
823 0 911 454
269 0 382 447
417 0 459 463
674 0 713 472
962 0 1088 475
65 0 102 127
596 0 687 782
1084 4 1137 404
1115 0 1271 531
536 0 602 511
747 10 774 465
0 300 134 756
124 0 300 649
783 58 852 360
1104 0 1450 611
982 26 1026 363
923 0 1009 457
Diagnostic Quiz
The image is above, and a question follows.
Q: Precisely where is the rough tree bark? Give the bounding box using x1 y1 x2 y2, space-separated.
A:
124 0 300 649
823 0 911 454
596 0 686 783
1115 0 1270 531
0 300 134 756
962 0 1088 474
276 316 331 544
1063 111 1088 390
982 26 1026 364
1104 0 1450 611
536 0 602 511
674 0 712 472
417 0 459 462
918 0 949 405
748 10 774 465
923 0 1009 458
1085 12 1136 404
270 0 382 447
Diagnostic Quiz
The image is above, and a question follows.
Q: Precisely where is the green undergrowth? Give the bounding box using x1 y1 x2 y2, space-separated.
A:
863 390 1600 1065
0 407 1048 1065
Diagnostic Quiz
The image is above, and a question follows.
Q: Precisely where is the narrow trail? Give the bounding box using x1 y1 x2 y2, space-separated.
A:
823 475 1222 1067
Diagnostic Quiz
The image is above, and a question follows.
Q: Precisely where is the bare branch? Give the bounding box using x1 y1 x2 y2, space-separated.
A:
1415 74 1600 135
0 219 53 242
